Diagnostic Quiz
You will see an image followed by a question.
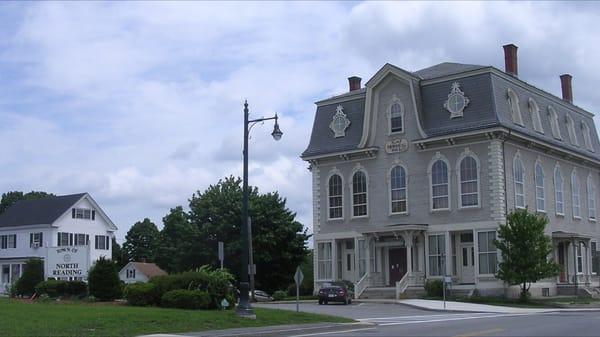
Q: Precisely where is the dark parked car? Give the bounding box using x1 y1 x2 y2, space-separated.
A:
317 284 353 305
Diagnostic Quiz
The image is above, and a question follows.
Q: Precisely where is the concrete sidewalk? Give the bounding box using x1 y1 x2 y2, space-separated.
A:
358 298 600 313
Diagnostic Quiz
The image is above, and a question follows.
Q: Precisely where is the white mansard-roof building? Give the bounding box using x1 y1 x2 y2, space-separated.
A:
302 44 600 299
0 193 117 292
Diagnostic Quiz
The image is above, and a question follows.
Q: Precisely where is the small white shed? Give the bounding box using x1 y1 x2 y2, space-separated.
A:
119 262 167 284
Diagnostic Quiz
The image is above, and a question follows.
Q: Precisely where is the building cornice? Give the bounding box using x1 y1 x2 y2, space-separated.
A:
301 147 378 164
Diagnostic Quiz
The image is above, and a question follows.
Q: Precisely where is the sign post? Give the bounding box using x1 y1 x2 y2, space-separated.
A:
443 276 452 310
294 266 304 313
218 241 224 270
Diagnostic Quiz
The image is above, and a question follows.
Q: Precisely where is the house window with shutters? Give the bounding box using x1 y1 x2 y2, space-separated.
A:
95 235 110 250
72 208 95 220
30 232 43 248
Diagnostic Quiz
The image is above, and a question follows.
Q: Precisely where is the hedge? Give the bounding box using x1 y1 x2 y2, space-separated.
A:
123 282 157 306
35 280 87 298
88 257 122 301
424 279 444 297
124 266 235 309
161 289 211 310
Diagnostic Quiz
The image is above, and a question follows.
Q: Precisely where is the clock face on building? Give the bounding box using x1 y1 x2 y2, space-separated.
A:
329 105 351 138
444 82 470 119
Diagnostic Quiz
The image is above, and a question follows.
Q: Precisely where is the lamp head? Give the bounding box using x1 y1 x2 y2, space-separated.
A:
271 114 283 141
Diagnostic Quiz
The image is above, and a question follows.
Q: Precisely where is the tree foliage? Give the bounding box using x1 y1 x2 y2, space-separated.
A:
155 206 201 273
0 191 54 214
15 258 44 297
88 257 122 301
186 176 310 293
123 218 160 263
111 238 129 270
495 208 560 301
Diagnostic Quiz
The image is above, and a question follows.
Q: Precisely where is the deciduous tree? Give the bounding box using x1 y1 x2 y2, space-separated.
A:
123 218 160 263
495 208 560 302
188 176 310 293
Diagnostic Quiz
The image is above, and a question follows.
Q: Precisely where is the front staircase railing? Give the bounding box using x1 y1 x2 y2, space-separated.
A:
355 273 369 299
395 272 410 299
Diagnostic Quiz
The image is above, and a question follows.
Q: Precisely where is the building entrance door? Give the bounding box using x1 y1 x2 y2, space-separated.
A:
388 248 407 286
558 242 566 283
342 249 355 282
459 244 475 284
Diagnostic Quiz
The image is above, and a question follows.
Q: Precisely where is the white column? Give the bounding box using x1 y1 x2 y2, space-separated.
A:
405 232 413 275
331 240 337 281
366 237 371 275
424 233 429 277
444 231 452 276
473 229 479 286
354 237 360 282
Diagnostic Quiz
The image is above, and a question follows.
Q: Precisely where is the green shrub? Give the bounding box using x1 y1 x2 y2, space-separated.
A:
161 289 211 310
124 282 158 306
272 290 287 301
287 281 314 296
15 259 44 297
424 279 444 297
35 280 87 298
36 280 67 298
88 257 122 301
67 281 88 297
148 266 234 309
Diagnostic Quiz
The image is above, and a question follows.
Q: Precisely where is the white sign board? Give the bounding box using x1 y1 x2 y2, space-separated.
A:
46 246 90 279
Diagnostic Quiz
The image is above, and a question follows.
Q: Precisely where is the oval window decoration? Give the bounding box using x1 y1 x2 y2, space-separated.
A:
444 82 470 119
329 105 351 138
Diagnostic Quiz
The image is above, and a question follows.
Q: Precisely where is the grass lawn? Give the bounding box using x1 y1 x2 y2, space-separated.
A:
0 298 352 337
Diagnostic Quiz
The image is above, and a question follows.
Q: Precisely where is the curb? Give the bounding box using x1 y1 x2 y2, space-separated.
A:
139 322 373 337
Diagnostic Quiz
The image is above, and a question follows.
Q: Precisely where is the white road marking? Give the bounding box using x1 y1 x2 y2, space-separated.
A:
288 326 377 337
377 313 534 326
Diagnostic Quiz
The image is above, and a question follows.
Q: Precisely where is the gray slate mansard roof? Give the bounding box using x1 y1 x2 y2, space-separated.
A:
302 62 600 162
0 193 86 228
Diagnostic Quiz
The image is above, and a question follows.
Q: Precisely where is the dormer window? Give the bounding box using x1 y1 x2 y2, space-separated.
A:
507 88 523 126
548 106 562 140
582 122 594 152
528 98 544 133
565 114 579 146
390 101 404 134
72 208 95 220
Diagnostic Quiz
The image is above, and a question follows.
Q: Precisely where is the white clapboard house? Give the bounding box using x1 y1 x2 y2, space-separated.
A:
0 193 117 292
119 262 167 284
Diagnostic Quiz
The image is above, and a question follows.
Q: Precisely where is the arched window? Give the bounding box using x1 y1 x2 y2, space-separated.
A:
390 166 407 214
390 102 404 133
572 170 581 218
459 156 479 207
507 88 523 126
566 114 579 146
535 163 545 212
528 98 544 134
588 175 596 221
352 171 367 217
582 122 594 152
554 167 564 215
514 157 525 209
548 106 562 140
431 160 449 210
328 174 343 219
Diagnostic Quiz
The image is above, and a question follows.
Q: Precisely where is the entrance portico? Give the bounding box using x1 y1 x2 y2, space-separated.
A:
553 231 593 286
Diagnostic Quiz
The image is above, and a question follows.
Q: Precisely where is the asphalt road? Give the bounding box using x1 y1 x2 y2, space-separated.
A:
255 302 600 337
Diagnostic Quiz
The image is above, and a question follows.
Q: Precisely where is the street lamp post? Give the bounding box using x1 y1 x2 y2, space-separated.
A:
236 100 282 318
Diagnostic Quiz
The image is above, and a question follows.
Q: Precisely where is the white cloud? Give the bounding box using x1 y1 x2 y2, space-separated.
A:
0 1 599 243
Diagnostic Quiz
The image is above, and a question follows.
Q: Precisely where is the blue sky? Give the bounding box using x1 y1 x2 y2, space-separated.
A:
0 2 599 242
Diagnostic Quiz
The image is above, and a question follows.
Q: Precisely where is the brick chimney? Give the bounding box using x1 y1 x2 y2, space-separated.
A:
560 74 573 103
348 76 361 92
503 44 518 77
